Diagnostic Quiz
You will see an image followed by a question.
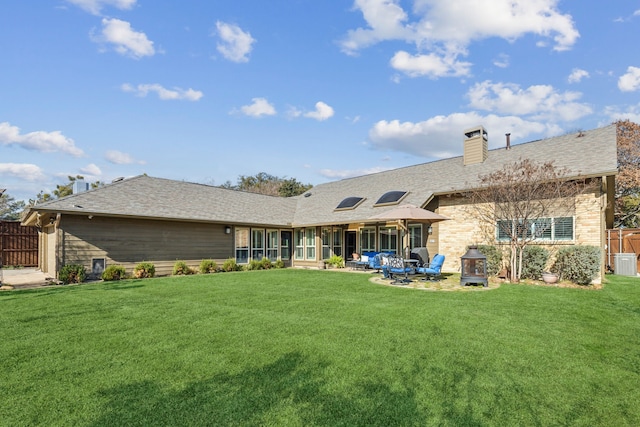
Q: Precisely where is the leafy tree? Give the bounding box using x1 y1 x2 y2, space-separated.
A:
0 191 27 220
615 120 640 227
222 172 312 197
29 176 103 205
466 159 594 282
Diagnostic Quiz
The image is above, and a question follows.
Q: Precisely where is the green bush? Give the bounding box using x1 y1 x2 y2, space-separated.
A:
274 259 285 269
260 257 273 270
102 265 127 281
172 261 194 275
199 259 217 274
246 259 262 271
553 245 601 285
521 245 550 280
221 258 240 272
327 254 344 268
474 245 502 276
133 262 155 279
59 264 86 284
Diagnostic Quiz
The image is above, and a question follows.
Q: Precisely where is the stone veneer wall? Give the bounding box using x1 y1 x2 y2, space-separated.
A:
436 186 605 282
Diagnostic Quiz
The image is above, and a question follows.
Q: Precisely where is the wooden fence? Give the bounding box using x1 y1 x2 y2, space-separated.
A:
0 221 38 267
606 228 640 273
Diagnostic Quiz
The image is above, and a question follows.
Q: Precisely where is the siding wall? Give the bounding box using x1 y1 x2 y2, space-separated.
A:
60 215 233 277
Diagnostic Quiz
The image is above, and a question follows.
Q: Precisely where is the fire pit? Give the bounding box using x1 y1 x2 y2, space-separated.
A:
460 246 488 287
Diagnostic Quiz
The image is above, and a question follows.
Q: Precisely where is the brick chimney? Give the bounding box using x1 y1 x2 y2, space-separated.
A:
463 125 488 165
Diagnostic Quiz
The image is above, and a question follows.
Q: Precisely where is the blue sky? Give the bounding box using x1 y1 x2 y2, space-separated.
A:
1 0 640 202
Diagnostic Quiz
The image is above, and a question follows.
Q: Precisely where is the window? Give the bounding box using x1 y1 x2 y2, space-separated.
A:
322 227 332 260
252 229 264 260
335 197 365 210
295 229 304 260
235 228 249 263
332 228 342 257
497 217 574 241
375 191 407 206
266 230 279 261
360 227 376 252
379 227 398 253
408 224 423 248
305 228 316 260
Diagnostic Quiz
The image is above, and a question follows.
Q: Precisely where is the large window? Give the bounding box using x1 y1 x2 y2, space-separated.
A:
305 228 316 260
252 229 264 260
379 226 398 253
409 224 423 248
497 217 574 241
266 230 279 261
322 227 332 260
235 228 249 264
360 228 376 252
332 228 342 257
295 230 304 260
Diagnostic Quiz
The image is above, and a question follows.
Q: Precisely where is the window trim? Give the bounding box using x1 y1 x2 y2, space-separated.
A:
496 217 574 242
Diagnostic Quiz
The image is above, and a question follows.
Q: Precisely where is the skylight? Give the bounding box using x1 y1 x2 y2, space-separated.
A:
375 191 407 206
335 196 365 210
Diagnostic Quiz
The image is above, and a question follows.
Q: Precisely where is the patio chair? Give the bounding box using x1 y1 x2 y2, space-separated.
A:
383 255 413 284
416 254 445 281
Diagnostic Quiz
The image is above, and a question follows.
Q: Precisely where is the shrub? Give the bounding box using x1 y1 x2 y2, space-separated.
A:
133 262 155 279
172 261 194 275
246 259 262 271
102 265 127 281
260 257 273 270
326 254 345 268
474 245 502 276
221 257 240 272
521 245 549 280
552 245 601 285
59 264 86 284
274 259 285 269
199 259 217 274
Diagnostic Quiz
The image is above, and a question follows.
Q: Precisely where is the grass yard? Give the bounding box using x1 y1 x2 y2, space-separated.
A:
1 270 639 426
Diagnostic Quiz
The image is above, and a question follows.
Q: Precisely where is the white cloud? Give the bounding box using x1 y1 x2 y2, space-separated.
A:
466 81 592 121
80 163 102 176
368 112 560 158
215 21 255 63
341 0 579 78
66 0 136 15
237 98 276 118
304 102 335 121
319 166 392 180
604 104 640 124
493 53 510 68
105 150 144 165
618 66 640 92
390 50 471 78
121 83 203 101
0 122 84 157
0 163 46 181
93 18 155 59
568 68 589 83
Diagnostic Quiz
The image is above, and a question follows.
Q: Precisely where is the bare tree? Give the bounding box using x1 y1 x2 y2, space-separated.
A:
615 120 640 227
466 159 594 281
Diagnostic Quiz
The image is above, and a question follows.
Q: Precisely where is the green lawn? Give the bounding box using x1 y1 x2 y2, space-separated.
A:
1 270 639 426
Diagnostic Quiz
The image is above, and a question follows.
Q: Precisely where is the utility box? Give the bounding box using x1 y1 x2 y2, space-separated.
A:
614 253 637 276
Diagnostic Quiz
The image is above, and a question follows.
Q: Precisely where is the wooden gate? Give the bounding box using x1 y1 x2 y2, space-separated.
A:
0 221 38 267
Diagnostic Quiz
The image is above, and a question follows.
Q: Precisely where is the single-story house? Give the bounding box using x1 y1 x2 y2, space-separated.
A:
21 125 618 281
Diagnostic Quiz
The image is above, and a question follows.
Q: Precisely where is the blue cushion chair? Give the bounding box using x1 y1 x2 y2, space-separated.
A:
417 254 445 281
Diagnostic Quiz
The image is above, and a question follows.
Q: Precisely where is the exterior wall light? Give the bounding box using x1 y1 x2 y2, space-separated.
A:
225 226 232 234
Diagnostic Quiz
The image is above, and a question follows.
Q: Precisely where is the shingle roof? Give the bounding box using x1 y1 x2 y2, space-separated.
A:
291 125 618 226
27 175 298 227
25 125 617 228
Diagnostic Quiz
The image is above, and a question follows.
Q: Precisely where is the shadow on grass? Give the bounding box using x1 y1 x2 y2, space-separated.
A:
90 352 428 426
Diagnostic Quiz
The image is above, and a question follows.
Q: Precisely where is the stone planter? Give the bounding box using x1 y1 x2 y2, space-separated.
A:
541 272 558 284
